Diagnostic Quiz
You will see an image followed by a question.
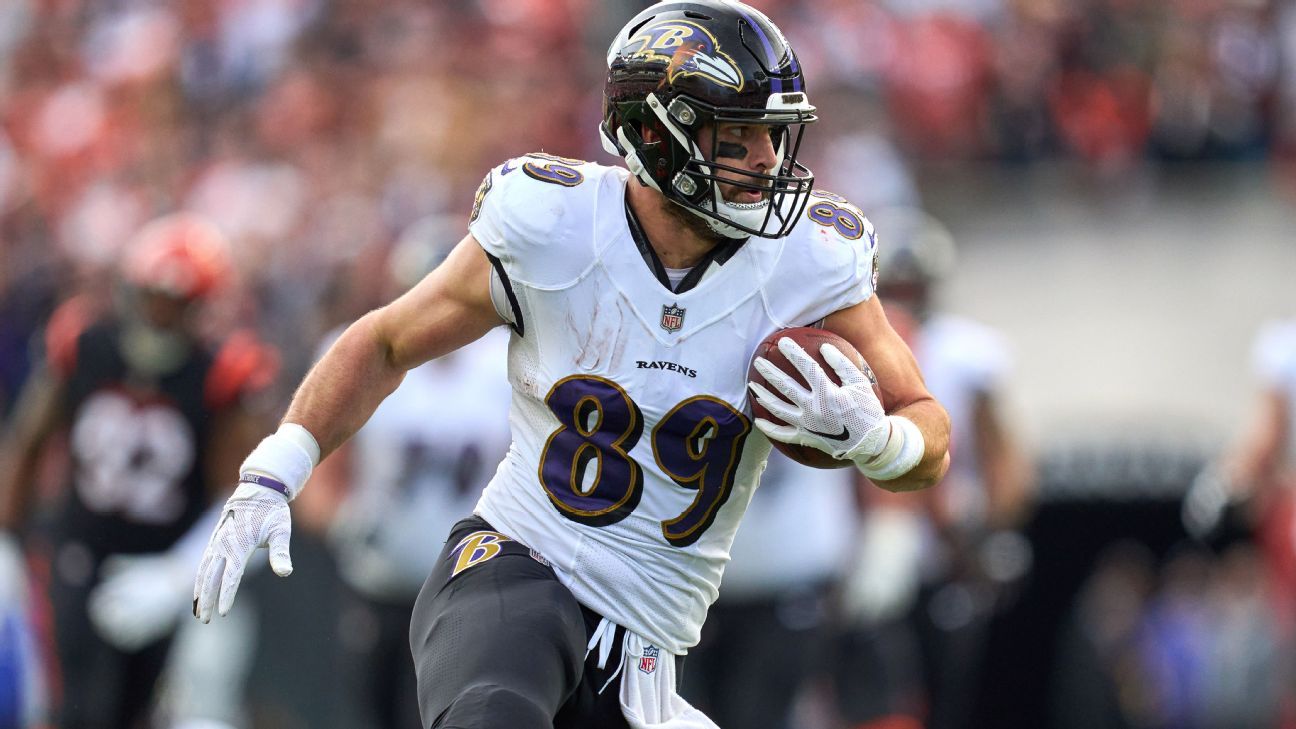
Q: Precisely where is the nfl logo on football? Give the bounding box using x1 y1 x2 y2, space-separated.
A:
639 645 660 674
660 304 686 333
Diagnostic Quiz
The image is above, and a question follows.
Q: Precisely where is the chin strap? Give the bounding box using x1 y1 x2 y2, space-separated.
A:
601 122 661 192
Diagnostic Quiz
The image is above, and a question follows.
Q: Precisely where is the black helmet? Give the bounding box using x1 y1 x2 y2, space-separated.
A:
600 0 817 239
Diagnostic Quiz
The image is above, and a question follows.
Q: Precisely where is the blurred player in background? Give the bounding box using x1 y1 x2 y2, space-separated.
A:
836 207 1034 729
191 2 950 728
681 450 856 729
1187 318 1296 620
0 212 277 729
1232 320 1296 616
311 216 512 729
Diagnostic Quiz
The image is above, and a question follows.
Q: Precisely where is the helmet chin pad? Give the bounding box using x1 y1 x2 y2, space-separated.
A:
697 197 767 239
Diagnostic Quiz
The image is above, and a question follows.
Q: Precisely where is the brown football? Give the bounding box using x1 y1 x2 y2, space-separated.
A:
747 327 882 469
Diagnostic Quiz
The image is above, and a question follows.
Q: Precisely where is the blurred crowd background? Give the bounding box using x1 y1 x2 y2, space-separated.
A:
1 1 1295 729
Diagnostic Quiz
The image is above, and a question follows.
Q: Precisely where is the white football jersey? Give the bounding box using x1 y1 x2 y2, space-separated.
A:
469 154 877 654
334 328 512 600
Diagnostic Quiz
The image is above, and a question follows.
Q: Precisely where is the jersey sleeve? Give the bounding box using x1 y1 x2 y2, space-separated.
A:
764 191 878 326
467 154 602 290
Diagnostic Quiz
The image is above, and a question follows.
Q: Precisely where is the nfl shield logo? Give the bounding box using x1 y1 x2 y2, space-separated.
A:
639 645 660 674
660 304 686 333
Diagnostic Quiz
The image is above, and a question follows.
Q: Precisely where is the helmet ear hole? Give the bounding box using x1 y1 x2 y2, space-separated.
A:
638 117 670 148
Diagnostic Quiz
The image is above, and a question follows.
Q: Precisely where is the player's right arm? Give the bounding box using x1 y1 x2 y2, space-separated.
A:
194 233 504 622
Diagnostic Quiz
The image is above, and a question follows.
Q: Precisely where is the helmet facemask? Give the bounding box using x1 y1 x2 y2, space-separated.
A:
604 92 815 240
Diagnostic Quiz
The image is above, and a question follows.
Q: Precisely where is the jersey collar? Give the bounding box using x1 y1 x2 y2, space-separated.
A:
624 199 747 295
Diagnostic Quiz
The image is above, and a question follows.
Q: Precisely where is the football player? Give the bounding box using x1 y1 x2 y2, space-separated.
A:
192 3 951 728
0 213 278 729
1188 320 1296 612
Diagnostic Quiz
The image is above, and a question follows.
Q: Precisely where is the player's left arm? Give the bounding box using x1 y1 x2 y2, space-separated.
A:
824 296 950 492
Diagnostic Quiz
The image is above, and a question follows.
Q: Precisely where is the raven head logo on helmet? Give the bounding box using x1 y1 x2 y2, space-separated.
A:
601 0 816 240
628 20 744 91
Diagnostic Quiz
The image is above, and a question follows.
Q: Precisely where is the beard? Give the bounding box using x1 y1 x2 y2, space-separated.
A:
661 193 726 244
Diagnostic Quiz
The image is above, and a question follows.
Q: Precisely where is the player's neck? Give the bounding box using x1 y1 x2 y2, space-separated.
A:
625 182 720 270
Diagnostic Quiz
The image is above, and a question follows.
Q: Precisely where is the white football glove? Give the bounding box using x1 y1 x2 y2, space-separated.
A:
90 552 190 651
193 483 293 623
749 337 890 461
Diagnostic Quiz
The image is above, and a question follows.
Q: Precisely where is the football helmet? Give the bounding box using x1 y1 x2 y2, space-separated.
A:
121 212 233 302
601 0 816 239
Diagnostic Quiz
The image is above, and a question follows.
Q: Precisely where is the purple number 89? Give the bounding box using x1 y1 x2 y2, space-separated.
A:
539 376 750 547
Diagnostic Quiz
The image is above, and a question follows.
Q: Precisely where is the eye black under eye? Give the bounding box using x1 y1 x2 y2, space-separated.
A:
716 141 748 159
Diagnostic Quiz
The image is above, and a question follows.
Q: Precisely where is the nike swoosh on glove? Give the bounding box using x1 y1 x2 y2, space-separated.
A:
193 483 293 623
748 337 889 461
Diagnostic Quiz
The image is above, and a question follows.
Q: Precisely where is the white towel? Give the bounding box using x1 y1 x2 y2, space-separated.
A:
618 630 720 729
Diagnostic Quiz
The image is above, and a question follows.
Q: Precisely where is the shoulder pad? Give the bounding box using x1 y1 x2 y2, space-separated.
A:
468 155 616 288
765 190 879 325
204 330 280 410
